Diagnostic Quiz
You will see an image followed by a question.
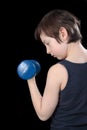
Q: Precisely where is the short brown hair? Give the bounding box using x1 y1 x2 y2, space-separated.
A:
34 9 82 43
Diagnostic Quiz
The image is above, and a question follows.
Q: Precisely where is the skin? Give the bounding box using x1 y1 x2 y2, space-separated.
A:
27 27 87 121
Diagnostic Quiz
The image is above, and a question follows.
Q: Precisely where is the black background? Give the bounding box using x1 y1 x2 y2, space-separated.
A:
5 0 87 129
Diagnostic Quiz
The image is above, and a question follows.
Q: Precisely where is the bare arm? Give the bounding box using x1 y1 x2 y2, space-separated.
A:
27 64 65 121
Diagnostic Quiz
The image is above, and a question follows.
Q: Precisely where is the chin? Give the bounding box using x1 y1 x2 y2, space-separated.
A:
57 57 64 60
57 57 61 60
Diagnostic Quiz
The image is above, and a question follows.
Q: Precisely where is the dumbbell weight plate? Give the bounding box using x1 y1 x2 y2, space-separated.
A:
17 60 36 80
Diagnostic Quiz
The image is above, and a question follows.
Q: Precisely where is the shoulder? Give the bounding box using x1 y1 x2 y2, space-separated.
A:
47 63 68 83
48 63 68 91
48 62 68 75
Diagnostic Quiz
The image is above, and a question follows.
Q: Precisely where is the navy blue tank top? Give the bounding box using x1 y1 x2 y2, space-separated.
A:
50 60 87 130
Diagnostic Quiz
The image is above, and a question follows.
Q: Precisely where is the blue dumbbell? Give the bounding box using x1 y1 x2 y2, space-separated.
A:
17 60 41 80
30 60 41 74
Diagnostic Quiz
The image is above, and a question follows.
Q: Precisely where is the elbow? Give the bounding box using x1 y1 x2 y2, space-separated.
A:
37 112 51 121
38 116 49 121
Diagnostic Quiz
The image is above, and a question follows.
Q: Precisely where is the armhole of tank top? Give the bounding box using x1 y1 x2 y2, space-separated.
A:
58 63 69 92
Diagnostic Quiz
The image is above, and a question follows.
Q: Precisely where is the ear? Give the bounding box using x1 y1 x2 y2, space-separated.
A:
59 27 68 41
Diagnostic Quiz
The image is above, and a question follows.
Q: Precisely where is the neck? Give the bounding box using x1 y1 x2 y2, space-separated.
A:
66 41 87 63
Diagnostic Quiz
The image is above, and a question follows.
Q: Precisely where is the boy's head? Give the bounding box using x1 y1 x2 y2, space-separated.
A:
34 9 82 44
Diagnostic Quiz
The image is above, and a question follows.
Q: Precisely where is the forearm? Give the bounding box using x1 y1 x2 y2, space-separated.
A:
27 77 43 119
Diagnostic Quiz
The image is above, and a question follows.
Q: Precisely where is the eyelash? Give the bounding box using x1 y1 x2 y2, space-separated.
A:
45 43 49 45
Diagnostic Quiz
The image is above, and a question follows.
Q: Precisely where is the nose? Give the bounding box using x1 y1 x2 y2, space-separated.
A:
46 47 51 54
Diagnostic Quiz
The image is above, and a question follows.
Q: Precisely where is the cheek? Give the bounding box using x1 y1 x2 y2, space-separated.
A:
53 45 62 54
